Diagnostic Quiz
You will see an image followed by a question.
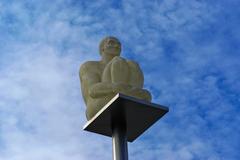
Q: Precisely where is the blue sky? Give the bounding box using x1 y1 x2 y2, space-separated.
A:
0 0 240 159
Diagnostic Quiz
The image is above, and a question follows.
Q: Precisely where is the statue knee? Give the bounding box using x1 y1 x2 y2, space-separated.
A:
102 57 126 83
111 57 127 69
112 56 125 62
111 57 129 84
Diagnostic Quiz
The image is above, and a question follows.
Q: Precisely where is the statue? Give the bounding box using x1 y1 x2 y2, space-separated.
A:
79 36 152 120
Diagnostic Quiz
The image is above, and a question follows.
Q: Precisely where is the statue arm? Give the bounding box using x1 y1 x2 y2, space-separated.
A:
81 71 132 99
89 82 116 98
80 63 116 99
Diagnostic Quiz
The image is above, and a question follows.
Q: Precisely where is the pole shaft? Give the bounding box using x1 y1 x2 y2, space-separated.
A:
112 124 128 160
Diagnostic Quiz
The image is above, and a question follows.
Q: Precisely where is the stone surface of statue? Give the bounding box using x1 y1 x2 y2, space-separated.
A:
79 36 152 120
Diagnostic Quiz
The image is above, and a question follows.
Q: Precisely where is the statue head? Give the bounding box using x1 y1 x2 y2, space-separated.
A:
99 36 121 57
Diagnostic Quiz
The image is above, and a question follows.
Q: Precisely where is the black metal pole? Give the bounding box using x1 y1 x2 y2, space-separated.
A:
112 124 128 160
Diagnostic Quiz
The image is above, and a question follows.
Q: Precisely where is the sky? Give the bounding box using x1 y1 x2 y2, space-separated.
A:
0 0 240 159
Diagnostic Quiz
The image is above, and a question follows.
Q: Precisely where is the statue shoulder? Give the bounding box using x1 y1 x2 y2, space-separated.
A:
79 61 100 76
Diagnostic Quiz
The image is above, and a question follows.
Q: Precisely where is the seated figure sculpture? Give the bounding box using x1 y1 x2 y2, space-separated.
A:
79 36 152 120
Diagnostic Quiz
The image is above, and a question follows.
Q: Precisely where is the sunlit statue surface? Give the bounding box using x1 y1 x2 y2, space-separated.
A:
79 36 152 120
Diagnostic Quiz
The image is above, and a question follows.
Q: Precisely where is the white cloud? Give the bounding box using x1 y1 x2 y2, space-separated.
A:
0 41 112 159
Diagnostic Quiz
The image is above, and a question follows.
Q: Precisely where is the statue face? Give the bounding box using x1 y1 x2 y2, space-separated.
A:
102 38 121 56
